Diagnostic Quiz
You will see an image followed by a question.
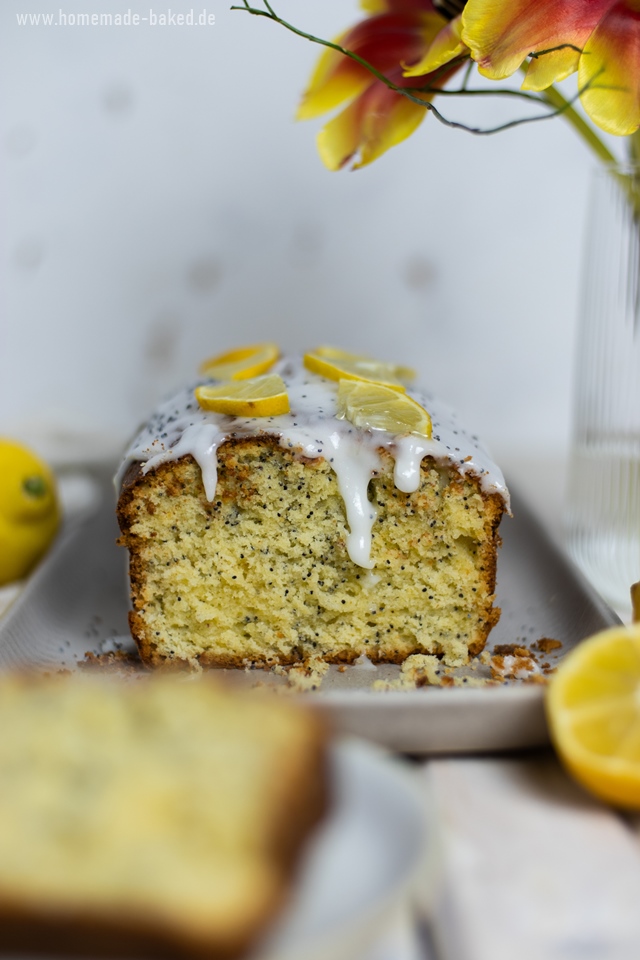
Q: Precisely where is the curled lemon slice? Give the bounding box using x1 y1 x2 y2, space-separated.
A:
546 625 640 809
337 380 432 438
314 345 416 383
195 375 289 417
304 351 406 392
199 343 279 381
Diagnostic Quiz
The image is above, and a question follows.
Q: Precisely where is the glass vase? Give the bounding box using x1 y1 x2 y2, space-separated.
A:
565 163 640 616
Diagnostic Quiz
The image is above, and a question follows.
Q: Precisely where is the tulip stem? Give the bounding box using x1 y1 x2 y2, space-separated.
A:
535 84 617 168
534 81 640 216
461 59 474 91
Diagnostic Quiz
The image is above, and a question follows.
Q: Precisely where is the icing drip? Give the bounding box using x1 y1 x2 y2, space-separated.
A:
393 436 441 493
116 356 509 569
328 432 380 569
145 423 222 501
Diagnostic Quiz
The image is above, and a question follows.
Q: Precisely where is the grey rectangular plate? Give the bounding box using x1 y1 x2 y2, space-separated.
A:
0 466 620 754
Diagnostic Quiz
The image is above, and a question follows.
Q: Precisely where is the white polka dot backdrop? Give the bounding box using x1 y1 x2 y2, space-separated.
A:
0 0 619 466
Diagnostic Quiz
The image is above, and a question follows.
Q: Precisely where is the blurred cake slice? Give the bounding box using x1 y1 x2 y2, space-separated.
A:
0 672 326 958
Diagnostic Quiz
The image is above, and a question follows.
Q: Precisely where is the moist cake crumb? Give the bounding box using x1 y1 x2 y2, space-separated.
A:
533 637 563 654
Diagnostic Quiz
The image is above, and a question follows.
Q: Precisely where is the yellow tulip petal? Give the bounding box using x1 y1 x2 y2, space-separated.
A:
403 16 467 77
361 0 436 11
299 3 461 170
360 0 388 12
355 92 428 168
463 0 538 79
297 33 372 122
462 0 611 81
317 72 431 171
521 46 581 91
317 100 364 171
298 9 442 123
579 1 640 137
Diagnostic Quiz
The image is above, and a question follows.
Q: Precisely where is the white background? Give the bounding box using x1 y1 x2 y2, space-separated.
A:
0 0 625 472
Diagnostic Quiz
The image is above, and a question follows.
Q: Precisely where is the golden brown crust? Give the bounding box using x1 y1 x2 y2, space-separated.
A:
467 490 503 657
137 646 418 670
266 712 329 870
0 909 247 959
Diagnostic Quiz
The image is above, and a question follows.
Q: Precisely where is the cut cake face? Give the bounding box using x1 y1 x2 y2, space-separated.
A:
116 352 508 668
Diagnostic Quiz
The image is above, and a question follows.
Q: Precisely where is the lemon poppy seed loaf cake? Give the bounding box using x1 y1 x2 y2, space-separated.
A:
117 348 508 668
0 671 327 959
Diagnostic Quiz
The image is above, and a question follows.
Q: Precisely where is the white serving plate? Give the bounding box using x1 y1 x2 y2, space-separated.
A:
0 467 619 754
252 739 428 960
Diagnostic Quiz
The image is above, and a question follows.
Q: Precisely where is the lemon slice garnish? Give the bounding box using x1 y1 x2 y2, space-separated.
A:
546 625 640 809
199 343 279 381
304 352 406 392
336 380 432 438
314 345 416 383
195 375 289 417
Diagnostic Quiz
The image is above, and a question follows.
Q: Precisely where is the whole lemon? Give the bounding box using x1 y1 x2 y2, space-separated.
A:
0 440 60 585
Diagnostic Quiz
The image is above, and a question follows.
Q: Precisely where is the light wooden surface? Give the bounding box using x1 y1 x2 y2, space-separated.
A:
418 756 640 960
404 451 637 960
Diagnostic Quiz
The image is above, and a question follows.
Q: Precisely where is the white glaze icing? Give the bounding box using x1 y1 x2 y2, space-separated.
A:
116 356 509 568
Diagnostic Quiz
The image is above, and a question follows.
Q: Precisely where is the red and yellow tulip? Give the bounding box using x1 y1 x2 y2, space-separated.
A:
296 0 640 169
297 0 464 169
459 0 640 137
404 0 640 137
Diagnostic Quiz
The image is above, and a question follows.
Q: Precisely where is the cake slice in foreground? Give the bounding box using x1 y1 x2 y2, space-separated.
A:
0 672 327 958
117 349 508 669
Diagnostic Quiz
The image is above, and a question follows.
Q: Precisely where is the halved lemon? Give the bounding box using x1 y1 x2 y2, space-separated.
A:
304 352 406 392
336 380 432 438
199 343 279 381
314 345 416 383
195 375 289 417
546 625 640 808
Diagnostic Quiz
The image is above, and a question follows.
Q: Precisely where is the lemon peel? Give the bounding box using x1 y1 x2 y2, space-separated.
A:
195 375 290 417
314 345 416 383
546 625 640 809
199 343 279 381
336 379 432 438
304 351 407 392
0 439 60 585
